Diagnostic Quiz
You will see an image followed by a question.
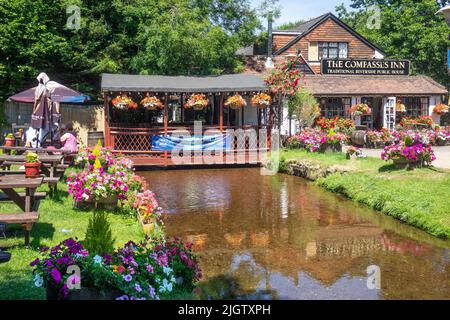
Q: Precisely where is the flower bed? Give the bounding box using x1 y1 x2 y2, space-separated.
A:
70 146 163 237
31 238 201 300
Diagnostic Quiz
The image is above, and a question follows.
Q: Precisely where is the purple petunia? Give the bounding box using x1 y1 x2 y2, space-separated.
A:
123 274 132 282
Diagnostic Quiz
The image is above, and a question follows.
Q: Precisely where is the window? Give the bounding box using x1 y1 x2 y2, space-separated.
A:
318 97 351 118
397 97 429 117
319 42 348 59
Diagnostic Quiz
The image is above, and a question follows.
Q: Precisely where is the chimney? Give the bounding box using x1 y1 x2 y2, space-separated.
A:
267 12 273 57
265 12 275 69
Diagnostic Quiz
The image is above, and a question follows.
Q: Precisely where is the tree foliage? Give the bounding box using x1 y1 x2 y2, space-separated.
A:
288 87 321 129
0 0 260 102
336 0 450 85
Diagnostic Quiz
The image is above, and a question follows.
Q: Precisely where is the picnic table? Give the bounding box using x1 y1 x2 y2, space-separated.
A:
0 175 44 246
0 146 73 157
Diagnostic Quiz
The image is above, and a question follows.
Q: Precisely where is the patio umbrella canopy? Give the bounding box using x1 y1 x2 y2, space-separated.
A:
7 73 90 146
8 77 90 104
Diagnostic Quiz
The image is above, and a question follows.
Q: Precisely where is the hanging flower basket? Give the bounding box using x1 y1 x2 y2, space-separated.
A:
433 103 449 115
111 95 138 110
225 94 247 110
140 95 164 111
350 103 372 117
251 93 272 109
184 94 209 110
396 102 406 113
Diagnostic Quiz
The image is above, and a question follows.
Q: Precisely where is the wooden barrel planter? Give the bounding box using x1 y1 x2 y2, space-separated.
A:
350 130 366 147
87 131 105 147
393 158 423 169
74 196 118 211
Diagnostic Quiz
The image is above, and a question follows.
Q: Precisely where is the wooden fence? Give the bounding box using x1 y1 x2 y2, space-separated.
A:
2 102 104 147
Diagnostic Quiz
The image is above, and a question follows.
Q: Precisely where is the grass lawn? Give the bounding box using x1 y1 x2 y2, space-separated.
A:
0 175 144 300
279 149 450 239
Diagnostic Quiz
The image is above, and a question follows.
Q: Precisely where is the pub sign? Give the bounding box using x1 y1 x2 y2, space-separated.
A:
321 59 410 76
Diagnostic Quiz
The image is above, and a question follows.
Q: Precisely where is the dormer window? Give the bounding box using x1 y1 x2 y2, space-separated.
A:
319 42 348 59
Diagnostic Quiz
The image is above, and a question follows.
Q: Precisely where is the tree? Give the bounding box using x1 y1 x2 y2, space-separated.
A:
0 0 261 104
288 87 321 130
265 55 304 129
336 0 450 85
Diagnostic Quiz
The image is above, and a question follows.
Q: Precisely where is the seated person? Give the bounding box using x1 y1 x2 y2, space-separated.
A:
60 124 78 153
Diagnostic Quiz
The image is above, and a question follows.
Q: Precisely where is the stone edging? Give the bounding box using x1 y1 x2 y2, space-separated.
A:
281 160 349 181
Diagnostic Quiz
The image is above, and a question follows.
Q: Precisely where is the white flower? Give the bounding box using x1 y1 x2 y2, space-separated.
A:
93 255 103 264
34 274 43 287
163 267 173 275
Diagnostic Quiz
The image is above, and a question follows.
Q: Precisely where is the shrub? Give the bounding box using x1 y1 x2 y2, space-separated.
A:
83 212 115 256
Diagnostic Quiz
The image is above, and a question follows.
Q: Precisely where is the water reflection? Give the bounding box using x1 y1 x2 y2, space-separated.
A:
139 168 450 300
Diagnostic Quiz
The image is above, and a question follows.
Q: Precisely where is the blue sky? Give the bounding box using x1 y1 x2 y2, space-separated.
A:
251 0 353 27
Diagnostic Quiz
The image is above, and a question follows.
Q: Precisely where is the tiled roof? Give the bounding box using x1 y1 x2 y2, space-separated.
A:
101 73 267 93
303 74 448 95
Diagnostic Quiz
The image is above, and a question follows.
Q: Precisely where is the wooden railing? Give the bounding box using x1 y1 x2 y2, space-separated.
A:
107 125 270 166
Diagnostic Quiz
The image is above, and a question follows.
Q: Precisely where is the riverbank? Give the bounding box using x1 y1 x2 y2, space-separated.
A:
278 149 450 239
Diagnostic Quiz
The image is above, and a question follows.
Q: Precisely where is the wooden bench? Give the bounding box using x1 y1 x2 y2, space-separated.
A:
0 192 46 211
0 212 39 246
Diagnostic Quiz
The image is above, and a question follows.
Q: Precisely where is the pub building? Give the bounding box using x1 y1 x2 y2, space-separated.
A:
98 12 447 167
242 12 448 133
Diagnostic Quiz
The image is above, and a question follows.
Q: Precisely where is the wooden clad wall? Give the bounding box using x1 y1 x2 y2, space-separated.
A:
2 102 104 147
273 18 377 73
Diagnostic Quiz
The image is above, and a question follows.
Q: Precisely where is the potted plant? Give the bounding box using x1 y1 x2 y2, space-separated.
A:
346 146 361 160
67 169 131 210
251 93 272 109
184 94 209 110
433 103 449 116
24 152 41 178
111 95 138 110
4 133 15 147
224 94 247 110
